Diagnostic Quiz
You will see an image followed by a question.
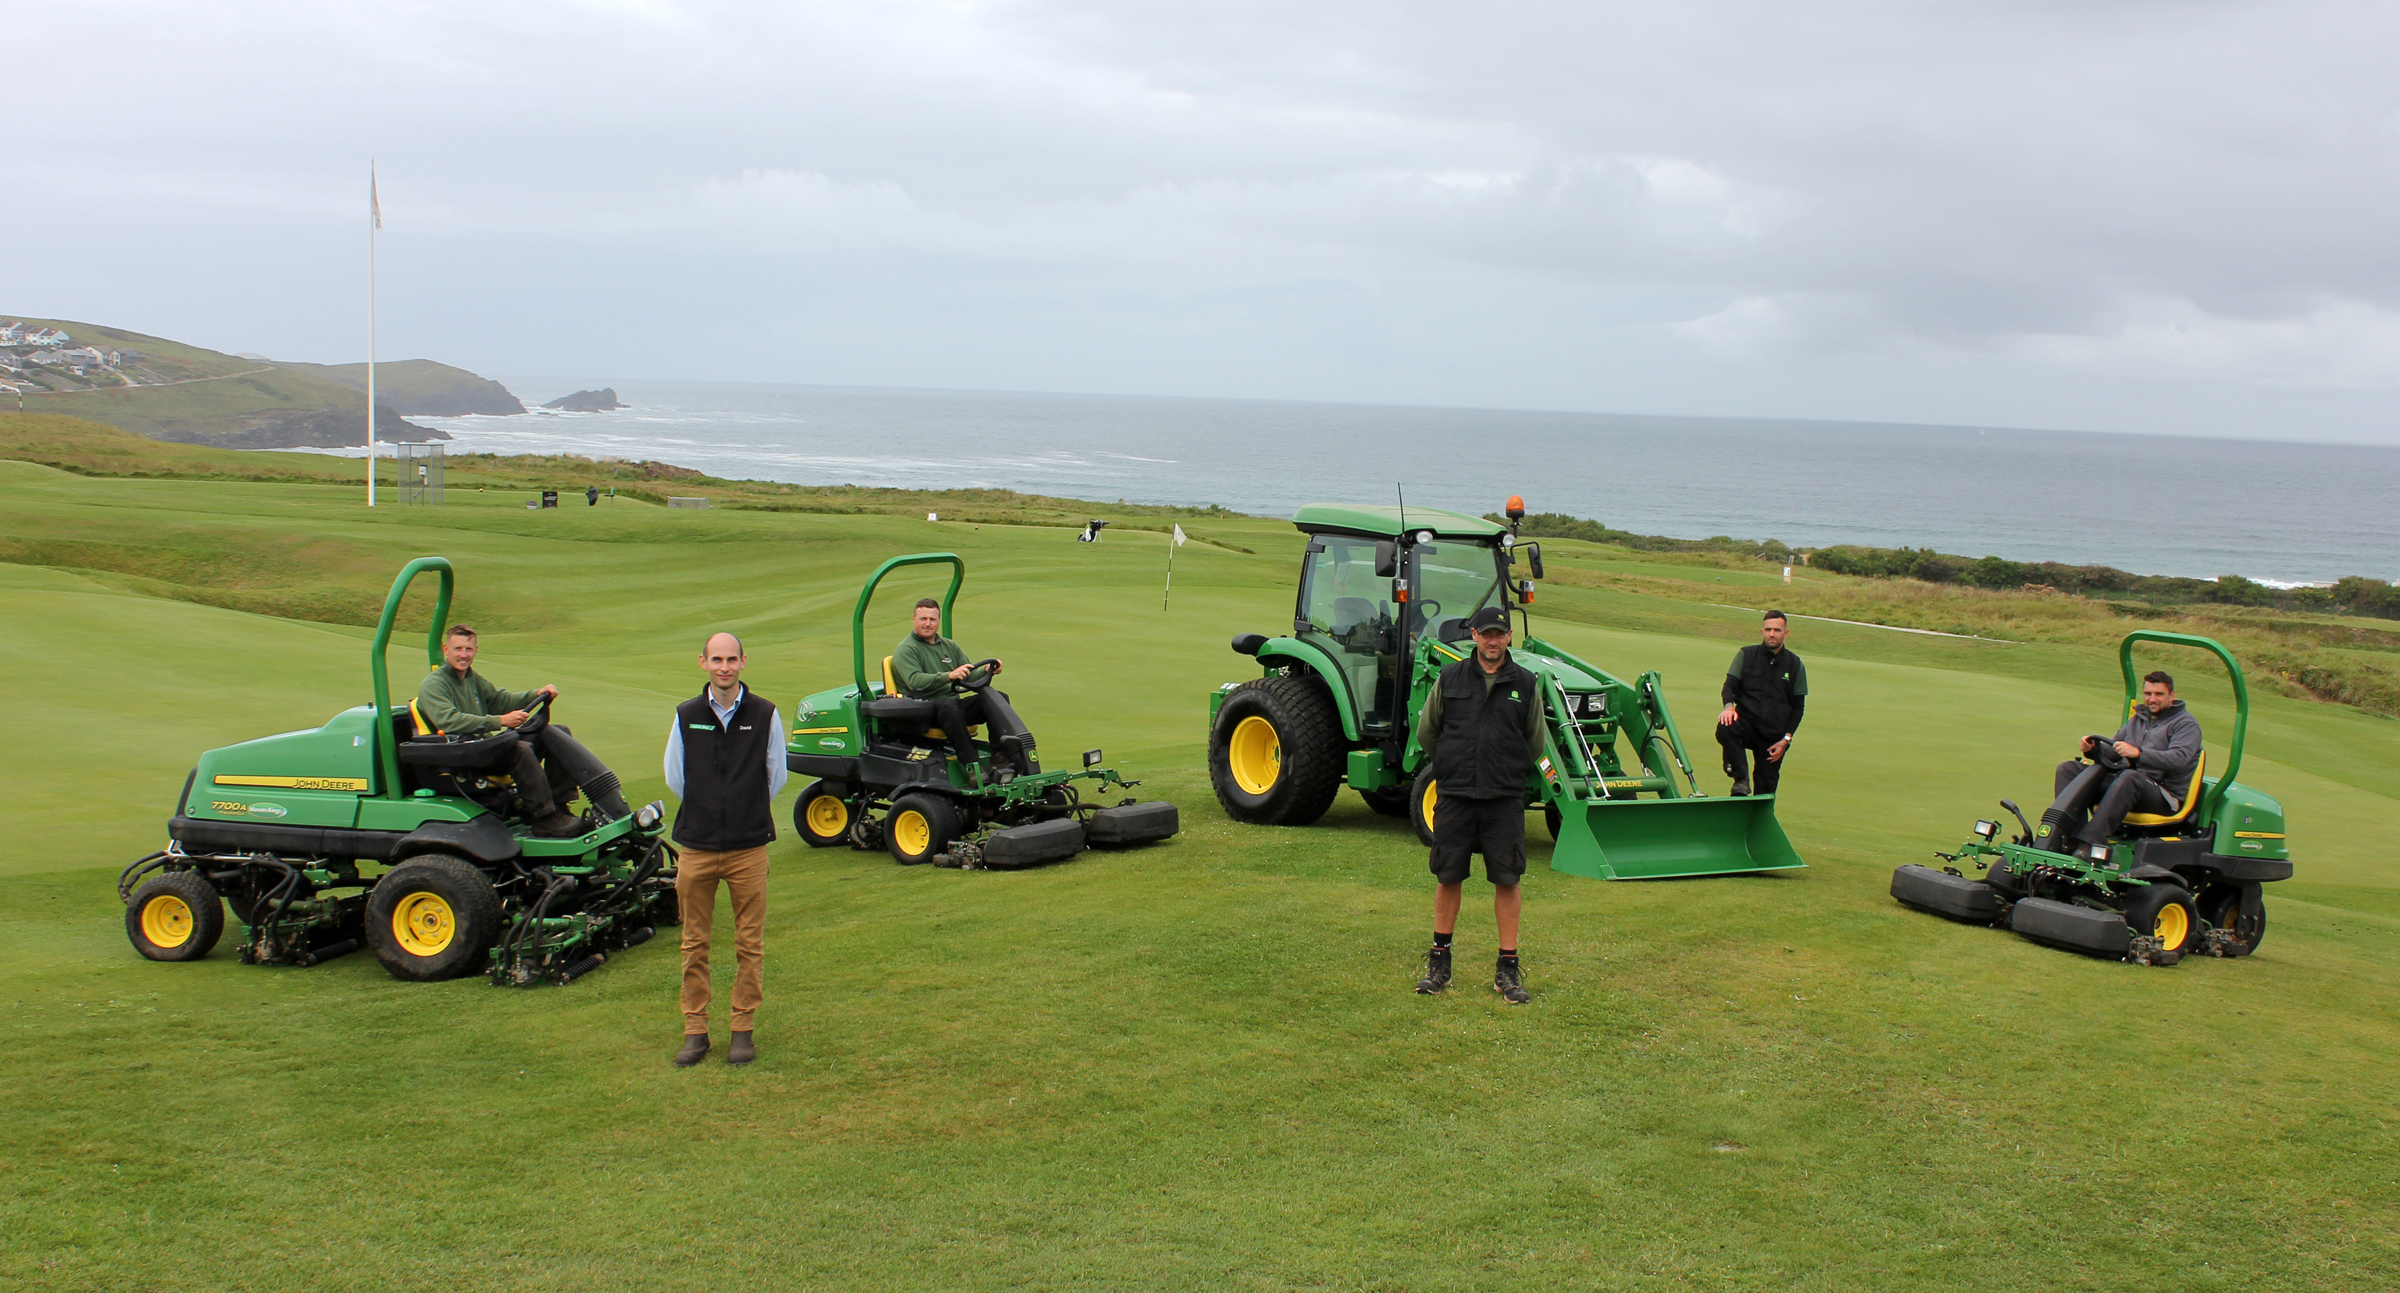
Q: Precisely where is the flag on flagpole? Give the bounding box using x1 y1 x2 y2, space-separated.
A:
1172 524 1187 546
1163 525 1186 609
371 169 382 229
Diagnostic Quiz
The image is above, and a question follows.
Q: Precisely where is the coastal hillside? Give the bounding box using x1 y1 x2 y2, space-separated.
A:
273 357 526 416
0 315 506 447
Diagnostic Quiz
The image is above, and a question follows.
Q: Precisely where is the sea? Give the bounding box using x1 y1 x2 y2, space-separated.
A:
390 379 2400 585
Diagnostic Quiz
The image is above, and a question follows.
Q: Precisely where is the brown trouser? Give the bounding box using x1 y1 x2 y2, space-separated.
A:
675 845 767 1035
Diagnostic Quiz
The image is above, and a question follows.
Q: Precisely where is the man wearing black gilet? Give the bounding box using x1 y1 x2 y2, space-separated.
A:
1413 605 1544 1005
663 632 787 1067
1716 611 1807 796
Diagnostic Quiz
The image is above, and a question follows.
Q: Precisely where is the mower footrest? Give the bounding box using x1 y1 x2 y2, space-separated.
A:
980 818 1086 868
2009 897 2131 958
1086 801 1179 848
1890 865 2000 924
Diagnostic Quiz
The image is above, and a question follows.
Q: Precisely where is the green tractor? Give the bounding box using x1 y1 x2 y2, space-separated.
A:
118 557 678 985
782 552 1179 868
1205 502 1802 879
1891 631 2290 965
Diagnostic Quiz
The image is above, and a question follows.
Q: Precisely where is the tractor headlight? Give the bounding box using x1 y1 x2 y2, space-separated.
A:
2085 843 2112 863
635 800 664 830
1083 748 1104 768
1973 820 1998 841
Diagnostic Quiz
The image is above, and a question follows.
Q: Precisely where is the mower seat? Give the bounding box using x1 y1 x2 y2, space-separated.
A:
2120 752 2206 833
869 655 977 742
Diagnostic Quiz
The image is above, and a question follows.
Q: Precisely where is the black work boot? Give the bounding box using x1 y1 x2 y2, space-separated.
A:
1415 945 1453 994
1494 955 1529 1004
534 810 587 839
673 1034 710 1067
1730 779 1752 797
728 1031 756 1065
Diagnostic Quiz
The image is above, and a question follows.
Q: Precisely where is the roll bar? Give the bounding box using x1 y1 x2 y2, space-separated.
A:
369 556 455 798
853 552 966 695
2118 630 2247 820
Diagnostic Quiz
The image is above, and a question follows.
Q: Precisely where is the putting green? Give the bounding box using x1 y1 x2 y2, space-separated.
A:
2 465 2394 1290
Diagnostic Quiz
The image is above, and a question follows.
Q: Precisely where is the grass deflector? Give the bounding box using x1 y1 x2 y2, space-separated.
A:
119 557 677 984
782 552 1179 868
1892 631 2292 965
1205 501 1802 879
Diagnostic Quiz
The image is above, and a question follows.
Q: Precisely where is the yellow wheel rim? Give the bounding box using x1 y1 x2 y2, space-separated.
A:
140 894 194 949
1420 778 1439 833
392 891 456 957
2154 900 2189 948
1228 715 1282 796
892 809 931 857
806 795 849 836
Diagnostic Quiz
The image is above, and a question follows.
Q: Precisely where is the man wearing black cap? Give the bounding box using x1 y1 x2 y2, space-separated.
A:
1717 611 1807 796
1411 605 1545 1004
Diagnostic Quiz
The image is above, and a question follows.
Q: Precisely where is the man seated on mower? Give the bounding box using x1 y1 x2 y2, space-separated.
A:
2044 670 2202 852
894 597 1031 782
415 623 631 836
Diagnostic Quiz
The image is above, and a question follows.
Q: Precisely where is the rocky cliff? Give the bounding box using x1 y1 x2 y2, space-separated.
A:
541 388 627 412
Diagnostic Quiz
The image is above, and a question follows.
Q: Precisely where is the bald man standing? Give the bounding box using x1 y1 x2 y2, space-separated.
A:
663 632 786 1067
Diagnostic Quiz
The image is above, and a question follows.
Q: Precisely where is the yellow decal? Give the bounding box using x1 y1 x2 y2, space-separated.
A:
2232 831 2286 839
794 727 850 735
214 775 369 792
1604 779 1649 791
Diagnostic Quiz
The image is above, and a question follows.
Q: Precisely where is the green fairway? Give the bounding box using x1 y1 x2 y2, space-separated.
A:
3 461 2396 1291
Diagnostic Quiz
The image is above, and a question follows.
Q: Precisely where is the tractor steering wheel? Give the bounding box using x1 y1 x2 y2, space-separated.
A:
514 693 553 740
1412 599 1441 636
964 658 1001 686
2084 735 2127 771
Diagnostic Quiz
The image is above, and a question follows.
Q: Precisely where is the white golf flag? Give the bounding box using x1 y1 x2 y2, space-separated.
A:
1172 524 1187 546
927 512 938 522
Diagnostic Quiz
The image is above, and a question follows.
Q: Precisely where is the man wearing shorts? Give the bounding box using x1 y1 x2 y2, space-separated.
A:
1413 605 1545 1004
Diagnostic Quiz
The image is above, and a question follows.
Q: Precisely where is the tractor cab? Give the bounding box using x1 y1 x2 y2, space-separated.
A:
1210 500 1803 880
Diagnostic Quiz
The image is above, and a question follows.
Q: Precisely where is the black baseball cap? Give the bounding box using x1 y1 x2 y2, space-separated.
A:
1466 606 1511 635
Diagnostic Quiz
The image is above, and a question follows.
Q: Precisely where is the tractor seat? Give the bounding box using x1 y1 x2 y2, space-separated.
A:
2121 751 2207 833
394 698 522 768
876 655 977 741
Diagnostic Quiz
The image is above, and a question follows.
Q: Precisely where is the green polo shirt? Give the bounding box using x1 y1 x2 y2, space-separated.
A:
893 631 990 699
414 665 539 735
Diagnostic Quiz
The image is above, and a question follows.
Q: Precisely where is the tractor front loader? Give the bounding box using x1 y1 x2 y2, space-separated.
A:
1205 501 1801 879
120 557 678 985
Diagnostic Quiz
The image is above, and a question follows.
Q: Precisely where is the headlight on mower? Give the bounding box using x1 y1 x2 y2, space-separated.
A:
1973 820 1999 841
1083 748 1104 768
635 800 664 830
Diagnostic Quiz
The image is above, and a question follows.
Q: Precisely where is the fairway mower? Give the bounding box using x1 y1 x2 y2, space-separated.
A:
120 557 677 985
782 552 1179 868
1892 631 2291 965
1205 500 1801 880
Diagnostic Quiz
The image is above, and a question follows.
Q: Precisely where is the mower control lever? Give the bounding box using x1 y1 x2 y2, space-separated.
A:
1999 799 2035 845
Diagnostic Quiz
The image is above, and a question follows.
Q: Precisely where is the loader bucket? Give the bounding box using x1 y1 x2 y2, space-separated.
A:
1546 794 1804 881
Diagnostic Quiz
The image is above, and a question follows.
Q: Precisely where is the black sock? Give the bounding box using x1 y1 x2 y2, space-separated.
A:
1432 931 1453 949
1498 948 1518 962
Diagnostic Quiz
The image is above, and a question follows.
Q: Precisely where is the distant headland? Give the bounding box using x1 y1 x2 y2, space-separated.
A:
542 388 627 412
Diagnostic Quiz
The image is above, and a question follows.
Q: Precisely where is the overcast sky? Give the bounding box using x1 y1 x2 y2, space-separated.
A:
10 1 2400 441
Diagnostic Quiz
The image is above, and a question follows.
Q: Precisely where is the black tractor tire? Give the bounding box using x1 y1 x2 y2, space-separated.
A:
2122 883 2200 957
1208 675 1345 826
2200 881 2267 953
367 854 502 982
792 779 855 849
126 870 225 962
1985 856 2023 897
1357 786 1411 818
885 794 959 866
1409 766 1440 847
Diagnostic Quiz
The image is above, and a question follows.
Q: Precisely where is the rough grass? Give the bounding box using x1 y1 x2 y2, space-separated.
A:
2 438 2397 1291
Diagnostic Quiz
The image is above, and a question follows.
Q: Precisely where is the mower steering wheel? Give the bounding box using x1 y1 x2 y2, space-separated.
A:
2084 735 2127 771
515 694 553 740
964 657 1001 685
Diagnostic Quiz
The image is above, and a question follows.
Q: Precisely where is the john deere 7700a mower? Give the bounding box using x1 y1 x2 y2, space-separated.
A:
1205 502 1801 879
1891 631 2290 965
119 557 677 985
782 552 1178 868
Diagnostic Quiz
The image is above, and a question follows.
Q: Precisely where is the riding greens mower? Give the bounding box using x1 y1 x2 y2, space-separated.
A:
1205 500 1801 879
1891 631 2290 965
119 557 677 985
782 552 1179 868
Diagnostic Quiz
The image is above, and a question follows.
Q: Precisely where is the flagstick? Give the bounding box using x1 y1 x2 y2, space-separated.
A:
1164 531 1175 611
366 161 378 507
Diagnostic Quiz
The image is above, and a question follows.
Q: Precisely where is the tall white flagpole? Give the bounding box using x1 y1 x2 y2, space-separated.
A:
368 162 380 507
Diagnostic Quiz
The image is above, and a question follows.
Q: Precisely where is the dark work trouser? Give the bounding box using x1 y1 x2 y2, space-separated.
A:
505 724 628 819
926 687 1032 773
2050 760 2173 848
1717 714 1787 795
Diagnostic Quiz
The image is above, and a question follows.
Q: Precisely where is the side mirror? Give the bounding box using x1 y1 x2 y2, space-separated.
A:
1522 542 1544 580
1374 540 1397 578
